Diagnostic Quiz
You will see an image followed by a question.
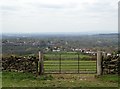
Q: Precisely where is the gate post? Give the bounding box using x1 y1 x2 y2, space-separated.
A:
97 51 103 75
38 51 44 75
78 53 80 73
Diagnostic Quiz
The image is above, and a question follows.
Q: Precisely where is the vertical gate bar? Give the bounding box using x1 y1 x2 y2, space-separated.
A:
60 54 61 73
78 53 80 73
54 53 56 73
59 54 61 73
59 55 60 73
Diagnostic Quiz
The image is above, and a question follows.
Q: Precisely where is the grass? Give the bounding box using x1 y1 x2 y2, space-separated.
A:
97 75 119 83
0 72 2 88
2 71 118 87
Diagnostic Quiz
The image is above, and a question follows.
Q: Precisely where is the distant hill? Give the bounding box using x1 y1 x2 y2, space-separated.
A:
98 33 118 36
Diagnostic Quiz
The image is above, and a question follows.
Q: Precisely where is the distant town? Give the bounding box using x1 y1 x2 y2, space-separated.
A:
2 33 118 56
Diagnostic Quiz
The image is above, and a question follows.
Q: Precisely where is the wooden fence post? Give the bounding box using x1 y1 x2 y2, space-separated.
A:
97 51 103 75
38 51 44 75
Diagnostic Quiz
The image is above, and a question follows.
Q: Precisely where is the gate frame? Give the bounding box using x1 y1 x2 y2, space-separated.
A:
43 52 97 74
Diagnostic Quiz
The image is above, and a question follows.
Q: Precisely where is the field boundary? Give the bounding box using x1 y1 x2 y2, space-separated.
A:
2 51 119 75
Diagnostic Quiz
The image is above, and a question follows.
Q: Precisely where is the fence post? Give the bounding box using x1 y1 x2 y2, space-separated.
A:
38 51 44 75
78 53 80 73
97 51 103 75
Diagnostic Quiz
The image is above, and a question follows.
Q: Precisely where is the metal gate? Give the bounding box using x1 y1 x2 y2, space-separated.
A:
43 53 97 74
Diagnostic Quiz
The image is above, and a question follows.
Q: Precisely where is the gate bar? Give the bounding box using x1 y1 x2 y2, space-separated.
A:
59 54 61 73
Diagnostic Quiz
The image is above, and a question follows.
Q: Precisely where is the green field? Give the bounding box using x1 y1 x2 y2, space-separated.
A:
2 71 118 87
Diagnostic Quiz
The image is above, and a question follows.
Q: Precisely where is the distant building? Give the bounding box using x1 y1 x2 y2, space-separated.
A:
107 53 111 56
52 47 61 52
53 49 60 52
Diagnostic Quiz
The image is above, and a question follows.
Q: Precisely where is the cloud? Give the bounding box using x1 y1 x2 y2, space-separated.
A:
1 0 118 33
0 0 118 15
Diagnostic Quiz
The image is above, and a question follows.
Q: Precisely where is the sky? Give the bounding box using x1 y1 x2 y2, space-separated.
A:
0 0 119 34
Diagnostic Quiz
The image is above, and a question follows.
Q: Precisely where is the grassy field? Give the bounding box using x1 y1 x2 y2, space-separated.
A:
2 71 118 87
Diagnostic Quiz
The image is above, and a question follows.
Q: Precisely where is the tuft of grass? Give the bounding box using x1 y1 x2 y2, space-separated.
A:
37 75 54 80
96 74 118 83
2 71 54 81
3 71 36 80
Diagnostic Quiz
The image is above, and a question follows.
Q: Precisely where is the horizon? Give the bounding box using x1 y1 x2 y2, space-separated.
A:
2 32 118 36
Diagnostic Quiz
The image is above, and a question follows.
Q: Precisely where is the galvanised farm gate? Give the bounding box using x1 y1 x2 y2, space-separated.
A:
43 52 97 74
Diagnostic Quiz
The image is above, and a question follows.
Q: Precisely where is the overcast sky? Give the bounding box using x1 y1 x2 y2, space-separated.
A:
0 0 119 34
